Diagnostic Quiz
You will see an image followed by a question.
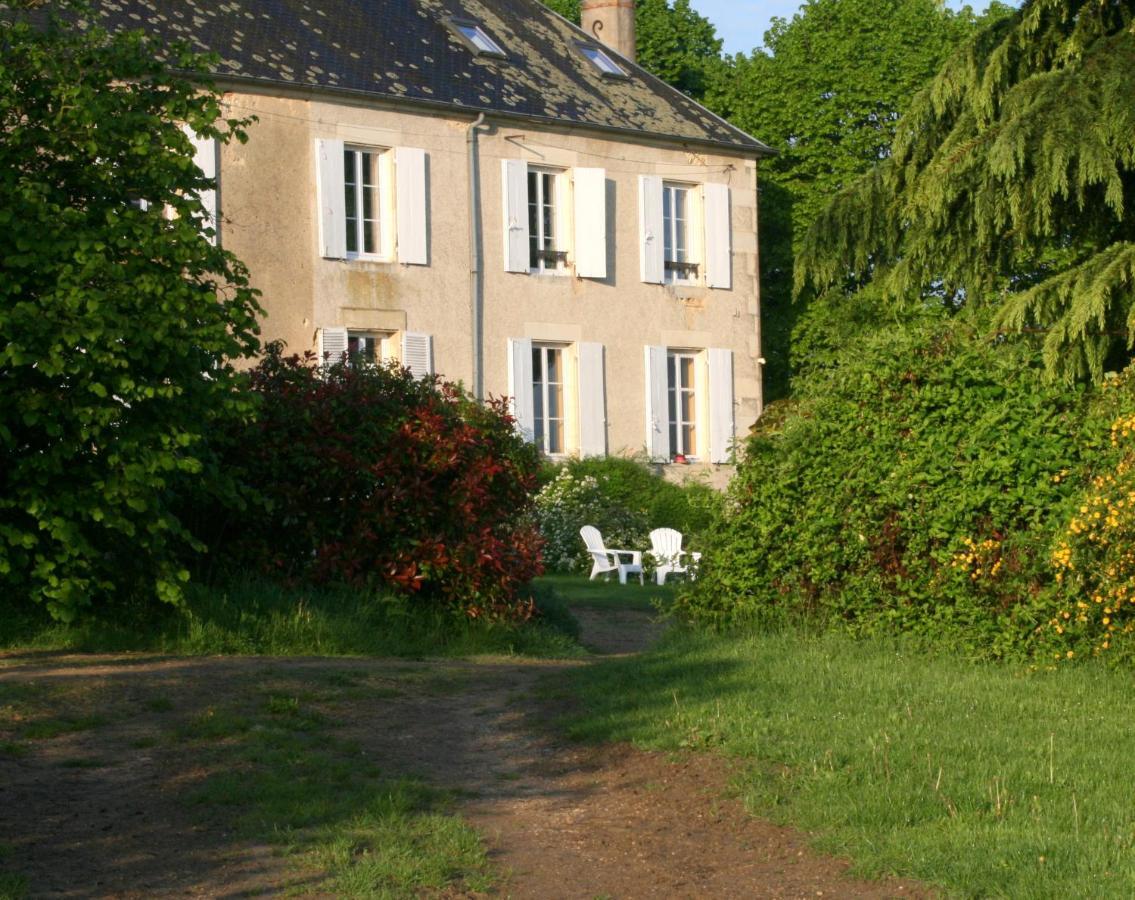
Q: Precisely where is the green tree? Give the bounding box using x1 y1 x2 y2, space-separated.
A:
798 0 1135 383
0 3 262 620
542 0 725 99
709 0 1008 398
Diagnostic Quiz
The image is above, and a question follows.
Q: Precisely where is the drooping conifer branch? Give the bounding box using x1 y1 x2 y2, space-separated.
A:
797 0 1135 381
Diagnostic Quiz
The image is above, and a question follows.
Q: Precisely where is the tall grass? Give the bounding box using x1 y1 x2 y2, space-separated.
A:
534 574 680 612
0 580 582 659
561 629 1135 897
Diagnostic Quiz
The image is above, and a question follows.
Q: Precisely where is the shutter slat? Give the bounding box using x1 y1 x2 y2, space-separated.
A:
316 138 346 259
708 348 735 464
401 332 433 380
704 183 732 290
508 338 535 442
573 168 607 279
395 147 429 265
639 175 664 284
644 345 670 461
502 160 530 273
317 326 348 365
578 342 607 457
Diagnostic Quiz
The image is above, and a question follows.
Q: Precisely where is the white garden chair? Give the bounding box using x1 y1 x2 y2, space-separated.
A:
648 527 702 585
579 525 644 585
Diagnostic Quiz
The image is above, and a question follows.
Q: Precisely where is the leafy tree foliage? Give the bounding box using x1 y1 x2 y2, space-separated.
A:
708 0 1008 398
798 0 1135 383
541 0 725 99
677 310 1101 658
0 4 262 620
198 347 544 619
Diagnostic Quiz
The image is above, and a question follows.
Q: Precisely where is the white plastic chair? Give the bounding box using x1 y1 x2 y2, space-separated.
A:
579 525 644 585
648 528 702 585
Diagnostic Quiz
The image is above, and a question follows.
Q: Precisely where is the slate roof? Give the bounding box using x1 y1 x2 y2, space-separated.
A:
82 0 771 154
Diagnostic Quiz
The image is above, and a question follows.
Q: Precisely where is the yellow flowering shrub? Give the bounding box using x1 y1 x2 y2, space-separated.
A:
1049 372 1135 659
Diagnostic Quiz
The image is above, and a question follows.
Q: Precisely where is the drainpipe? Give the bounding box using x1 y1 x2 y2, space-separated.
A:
467 112 490 401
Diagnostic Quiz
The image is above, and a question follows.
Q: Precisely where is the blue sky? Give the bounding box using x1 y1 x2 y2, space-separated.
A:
694 1 1015 56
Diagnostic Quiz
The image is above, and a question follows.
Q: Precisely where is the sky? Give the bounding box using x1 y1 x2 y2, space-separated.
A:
694 1 1015 57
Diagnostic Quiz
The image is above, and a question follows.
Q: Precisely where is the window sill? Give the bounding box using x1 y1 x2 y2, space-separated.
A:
343 255 397 268
528 269 572 281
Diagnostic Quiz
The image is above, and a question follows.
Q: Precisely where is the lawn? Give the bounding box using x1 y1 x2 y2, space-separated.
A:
0 579 583 659
559 628 1135 898
0 662 496 898
535 572 682 612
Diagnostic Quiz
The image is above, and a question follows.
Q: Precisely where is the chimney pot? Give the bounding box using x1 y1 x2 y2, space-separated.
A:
580 0 636 64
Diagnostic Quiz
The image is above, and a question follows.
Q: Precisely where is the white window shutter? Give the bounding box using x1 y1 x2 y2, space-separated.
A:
639 175 664 284
395 147 429 265
315 138 346 259
502 159 530 273
644 345 670 462
507 338 535 442
578 342 607 458
704 183 733 290
182 125 218 245
573 168 607 280
708 348 735 464
401 332 433 380
317 326 348 365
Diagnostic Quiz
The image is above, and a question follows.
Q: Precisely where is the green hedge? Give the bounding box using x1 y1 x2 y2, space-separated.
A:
678 311 1134 657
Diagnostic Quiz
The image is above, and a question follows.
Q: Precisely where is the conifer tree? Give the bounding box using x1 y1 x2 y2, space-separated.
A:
797 0 1135 382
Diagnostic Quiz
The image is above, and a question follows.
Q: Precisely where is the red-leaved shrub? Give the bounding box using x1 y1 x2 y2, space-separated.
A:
203 344 543 618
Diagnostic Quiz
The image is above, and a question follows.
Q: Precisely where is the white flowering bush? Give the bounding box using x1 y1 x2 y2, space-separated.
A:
534 468 649 572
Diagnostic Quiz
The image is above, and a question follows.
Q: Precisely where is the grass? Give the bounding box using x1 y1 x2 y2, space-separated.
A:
0 579 583 659
0 681 111 742
535 573 681 611
179 673 493 896
0 845 25 900
560 628 1135 898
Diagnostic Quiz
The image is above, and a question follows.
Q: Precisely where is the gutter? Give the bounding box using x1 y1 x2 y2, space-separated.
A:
467 112 490 401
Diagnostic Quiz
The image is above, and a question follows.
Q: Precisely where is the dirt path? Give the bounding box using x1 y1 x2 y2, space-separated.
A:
0 611 932 898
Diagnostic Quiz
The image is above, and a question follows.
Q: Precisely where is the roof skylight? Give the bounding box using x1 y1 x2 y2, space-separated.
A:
579 44 626 77
450 19 507 58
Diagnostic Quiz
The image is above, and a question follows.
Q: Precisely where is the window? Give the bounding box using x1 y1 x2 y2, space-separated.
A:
646 346 733 463
579 44 626 77
532 344 566 455
509 339 607 458
448 18 507 57
639 177 730 288
528 169 566 273
663 183 698 284
317 141 429 265
343 147 385 258
667 351 698 458
347 332 385 365
503 160 592 277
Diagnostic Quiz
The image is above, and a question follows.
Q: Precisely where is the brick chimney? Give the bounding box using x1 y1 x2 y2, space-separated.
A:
580 0 637 63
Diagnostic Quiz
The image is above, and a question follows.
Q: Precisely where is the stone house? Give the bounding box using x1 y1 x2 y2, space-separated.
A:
93 0 772 469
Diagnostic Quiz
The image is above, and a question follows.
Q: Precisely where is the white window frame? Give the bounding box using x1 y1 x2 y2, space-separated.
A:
579 44 626 77
453 21 507 57
528 166 569 275
343 145 393 261
663 182 700 285
532 343 568 456
667 349 700 459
